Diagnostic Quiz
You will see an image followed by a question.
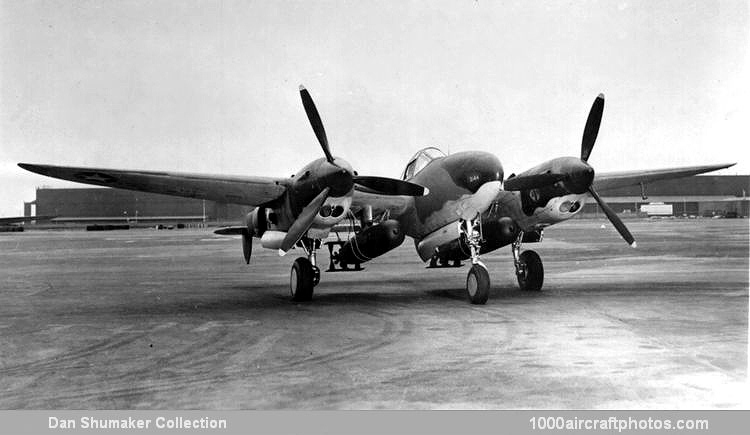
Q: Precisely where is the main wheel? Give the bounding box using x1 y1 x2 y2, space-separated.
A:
466 263 490 305
290 257 314 301
516 250 544 291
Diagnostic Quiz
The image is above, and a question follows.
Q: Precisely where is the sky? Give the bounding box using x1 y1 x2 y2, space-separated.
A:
1 0 748 216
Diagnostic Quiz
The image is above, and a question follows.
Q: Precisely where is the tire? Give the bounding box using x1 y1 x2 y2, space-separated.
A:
290 257 314 301
517 250 544 291
466 263 490 305
312 266 321 287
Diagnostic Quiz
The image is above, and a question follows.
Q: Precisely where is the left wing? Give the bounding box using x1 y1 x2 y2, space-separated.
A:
593 163 735 192
18 163 288 206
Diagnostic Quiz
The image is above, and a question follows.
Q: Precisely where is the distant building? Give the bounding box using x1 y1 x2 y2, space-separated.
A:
27 187 252 223
589 175 749 217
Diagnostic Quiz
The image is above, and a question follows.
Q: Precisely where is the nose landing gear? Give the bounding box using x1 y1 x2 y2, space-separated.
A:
460 218 490 304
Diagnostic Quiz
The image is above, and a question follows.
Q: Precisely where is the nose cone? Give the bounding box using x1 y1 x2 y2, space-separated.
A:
444 151 504 193
563 159 595 194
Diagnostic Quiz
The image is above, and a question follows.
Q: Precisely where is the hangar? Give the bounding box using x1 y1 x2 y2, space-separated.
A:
580 175 749 217
21 175 749 224
23 187 252 224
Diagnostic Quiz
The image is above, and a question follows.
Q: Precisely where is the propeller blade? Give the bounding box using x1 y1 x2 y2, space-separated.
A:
581 93 605 162
299 85 334 163
354 176 429 196
588 187 636 247
279 187 330 254
503 173 567 191
242 230 252 264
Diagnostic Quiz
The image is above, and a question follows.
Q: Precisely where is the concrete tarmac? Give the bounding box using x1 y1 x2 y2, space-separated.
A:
0 219 747 409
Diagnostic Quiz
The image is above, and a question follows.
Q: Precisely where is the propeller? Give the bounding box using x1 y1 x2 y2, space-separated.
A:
352 175 428 196
279 86 428 254
579 93 636 247
298 85 426 197
279 187 330 255
505 93 636 247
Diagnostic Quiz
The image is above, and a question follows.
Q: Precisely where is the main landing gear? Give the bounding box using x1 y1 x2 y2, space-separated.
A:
512 232 544 291
290 238 321 301
460 218 490 305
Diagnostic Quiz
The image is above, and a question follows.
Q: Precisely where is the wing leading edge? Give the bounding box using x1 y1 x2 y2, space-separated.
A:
593 163 736 192
18 163 288 206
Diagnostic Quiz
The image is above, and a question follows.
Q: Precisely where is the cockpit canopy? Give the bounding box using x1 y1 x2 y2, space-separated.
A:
401 147 447 180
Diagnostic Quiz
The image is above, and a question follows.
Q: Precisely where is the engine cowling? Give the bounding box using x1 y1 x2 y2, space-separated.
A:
336 220 405 265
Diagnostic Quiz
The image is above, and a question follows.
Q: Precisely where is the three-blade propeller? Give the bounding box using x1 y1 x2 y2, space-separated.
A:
504 94 635 247
298 85 427 197
280 86 428 255
579 94 636 247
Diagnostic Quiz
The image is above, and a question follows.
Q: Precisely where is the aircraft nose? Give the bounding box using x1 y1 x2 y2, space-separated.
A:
444 152 504 193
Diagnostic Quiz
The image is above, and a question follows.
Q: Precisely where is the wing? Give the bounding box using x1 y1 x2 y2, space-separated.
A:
18 163 288 206
593 163 735 192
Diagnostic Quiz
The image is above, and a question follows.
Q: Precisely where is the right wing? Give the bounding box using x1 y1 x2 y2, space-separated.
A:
18 163 288 206
593 163 735 192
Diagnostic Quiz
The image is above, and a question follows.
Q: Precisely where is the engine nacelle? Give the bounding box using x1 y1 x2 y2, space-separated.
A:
336 220 405 265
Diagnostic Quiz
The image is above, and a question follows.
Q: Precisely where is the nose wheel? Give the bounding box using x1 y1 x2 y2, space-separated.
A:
466 263 490 304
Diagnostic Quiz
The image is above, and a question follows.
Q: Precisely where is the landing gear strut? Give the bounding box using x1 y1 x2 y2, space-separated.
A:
290 237 321 301
512 232 544 291
461 218 489 304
